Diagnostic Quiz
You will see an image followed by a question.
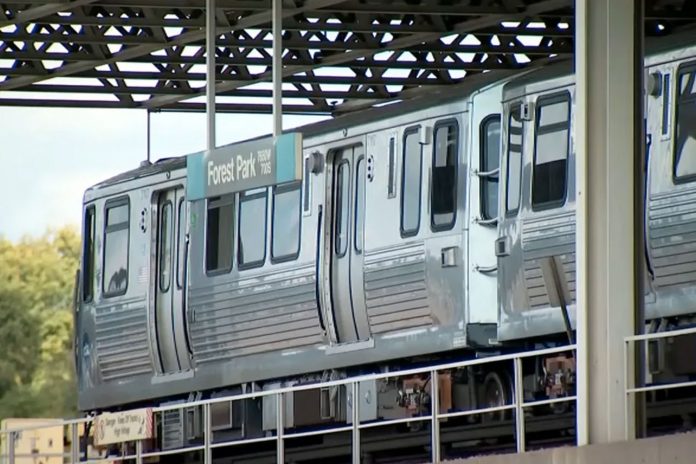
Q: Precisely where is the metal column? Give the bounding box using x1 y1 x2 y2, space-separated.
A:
206 0 216 151
272 0 282 138
575 0 641 445
146 110 152 163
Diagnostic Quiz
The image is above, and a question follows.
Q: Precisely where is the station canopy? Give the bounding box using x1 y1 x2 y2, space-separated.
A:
0 0 693 115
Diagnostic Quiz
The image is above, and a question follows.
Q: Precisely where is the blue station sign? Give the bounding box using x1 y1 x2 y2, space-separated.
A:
186 132 303 200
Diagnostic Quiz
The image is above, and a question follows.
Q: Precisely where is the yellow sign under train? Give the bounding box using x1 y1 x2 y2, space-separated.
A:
94 408 153 446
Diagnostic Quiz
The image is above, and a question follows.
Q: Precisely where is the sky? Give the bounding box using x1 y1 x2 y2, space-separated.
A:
0 107 326 241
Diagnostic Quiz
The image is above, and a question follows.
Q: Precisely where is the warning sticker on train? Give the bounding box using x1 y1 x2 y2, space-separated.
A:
186 132 303 200
94 408 153 446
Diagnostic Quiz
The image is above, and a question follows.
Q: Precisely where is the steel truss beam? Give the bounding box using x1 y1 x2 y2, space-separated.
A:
0 0 692 114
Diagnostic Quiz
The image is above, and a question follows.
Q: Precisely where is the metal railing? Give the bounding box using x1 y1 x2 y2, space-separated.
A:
624 325 696 439
0 344 577 464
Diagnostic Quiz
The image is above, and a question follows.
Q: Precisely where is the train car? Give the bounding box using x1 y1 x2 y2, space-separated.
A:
75 72 537 447
494 36 696 386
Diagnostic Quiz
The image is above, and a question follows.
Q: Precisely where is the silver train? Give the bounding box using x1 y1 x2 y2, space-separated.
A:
74 35 696 446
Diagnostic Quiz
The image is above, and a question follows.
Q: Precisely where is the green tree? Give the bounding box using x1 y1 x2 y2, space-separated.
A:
0 227 80 419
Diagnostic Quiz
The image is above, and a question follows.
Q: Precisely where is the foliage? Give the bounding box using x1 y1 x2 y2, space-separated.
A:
0 227 80 420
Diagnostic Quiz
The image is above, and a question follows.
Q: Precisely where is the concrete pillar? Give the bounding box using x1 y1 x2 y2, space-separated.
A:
575 0 642 445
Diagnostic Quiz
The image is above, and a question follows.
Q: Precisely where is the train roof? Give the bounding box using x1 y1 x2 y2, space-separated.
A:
502 28 696 100
88 156 188 192
86 63 550 195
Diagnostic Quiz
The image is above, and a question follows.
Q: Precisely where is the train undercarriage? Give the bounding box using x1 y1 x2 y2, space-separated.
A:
91 323 696 463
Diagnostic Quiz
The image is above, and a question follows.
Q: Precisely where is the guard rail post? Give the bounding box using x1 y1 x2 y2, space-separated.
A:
431 369 440 463
352 381 360 464
276 392 284 464
203 403 212 464
70 422 79 464
514 357 526 452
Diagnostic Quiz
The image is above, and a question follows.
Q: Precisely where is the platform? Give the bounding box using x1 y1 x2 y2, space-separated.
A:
452 432 696 464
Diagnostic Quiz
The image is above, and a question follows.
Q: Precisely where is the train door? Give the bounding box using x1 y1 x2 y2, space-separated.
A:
497 90 576 340
154 187 192 373
328 146 371 343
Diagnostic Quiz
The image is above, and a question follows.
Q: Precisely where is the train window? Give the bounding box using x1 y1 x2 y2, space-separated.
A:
674 66 696 181
82 206 95 302
238 188 268 268
431 120 459 231
176 198 185 289
401 128 422 237
506 105 523 214
206 195 234 274
388 136 397 198
532 93 570 208
102 198 130 297
272 181 301 262
355 157 365 253
159 201 173 292
335 160 350 256
480 115 501 220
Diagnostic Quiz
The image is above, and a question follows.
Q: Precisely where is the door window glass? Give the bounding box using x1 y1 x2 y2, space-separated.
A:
532 93 571 208
335 160 350 256
103 199 130 296
401 129 422 236
272 181 301 261
206 195 234 274
480 115 501 220
431 121 459 230
355 157 365 253
82 206 95 302
506 105 523 214
674 67 696 181
238 188 268 268
176 198 185 289
159 201 173 292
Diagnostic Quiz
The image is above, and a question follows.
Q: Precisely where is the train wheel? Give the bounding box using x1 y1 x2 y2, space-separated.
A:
482 371 510 423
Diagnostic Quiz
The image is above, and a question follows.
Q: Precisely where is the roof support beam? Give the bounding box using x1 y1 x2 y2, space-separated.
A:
141 0 572 109
0 0 347 91
0 0 100 27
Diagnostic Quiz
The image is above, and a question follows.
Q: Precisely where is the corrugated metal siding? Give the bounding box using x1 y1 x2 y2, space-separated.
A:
364 243 432 334
521 211 576 312
95 297 153 381
649 189 696 289
189 267 323 364
523 254 576 310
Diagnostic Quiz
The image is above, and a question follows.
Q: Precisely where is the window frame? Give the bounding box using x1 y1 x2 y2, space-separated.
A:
430 118 460 232
673 61 696 184
479 114 501 221
400 125 423 238
237 188 269 270
102 196 130 298
505 103 524 217
271 181 302 264
205 195 235 276
531 90 572 211
82 205 96 303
